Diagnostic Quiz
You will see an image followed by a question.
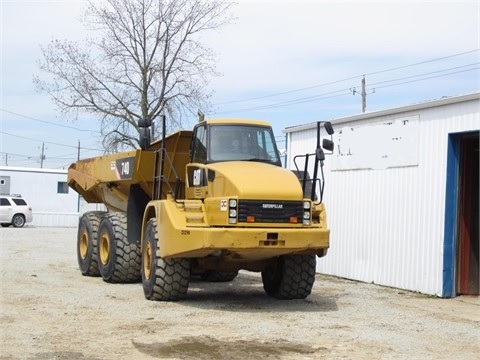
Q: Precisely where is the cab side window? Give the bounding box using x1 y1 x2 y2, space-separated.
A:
256 129 278 160
191 125 207 163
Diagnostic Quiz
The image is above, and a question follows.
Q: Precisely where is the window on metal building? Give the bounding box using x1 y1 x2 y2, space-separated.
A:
57 181 69 194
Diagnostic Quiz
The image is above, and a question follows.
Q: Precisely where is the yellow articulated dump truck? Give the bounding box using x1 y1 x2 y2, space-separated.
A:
68 116 334 301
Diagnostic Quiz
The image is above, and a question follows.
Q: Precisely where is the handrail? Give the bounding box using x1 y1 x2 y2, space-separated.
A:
293 153 325 203
153 148 182 200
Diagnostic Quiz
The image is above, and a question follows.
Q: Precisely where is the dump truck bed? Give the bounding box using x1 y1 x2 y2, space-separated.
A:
67 130 192 212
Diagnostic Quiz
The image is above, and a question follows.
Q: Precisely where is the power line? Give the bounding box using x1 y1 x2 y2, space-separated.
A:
0 151 35 159
213 49 479 107
1 149 100 161
215 62 479 114
372 66 480 90
1 149 101 169
354 63 480 112
215 76 359 106
0 131 100 152
216 89 346 114
0 108 101 134
369 63 479 87
365 50 479 77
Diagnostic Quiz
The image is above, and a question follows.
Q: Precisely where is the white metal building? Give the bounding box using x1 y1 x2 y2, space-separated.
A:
285 92 479 298
0 166 103 227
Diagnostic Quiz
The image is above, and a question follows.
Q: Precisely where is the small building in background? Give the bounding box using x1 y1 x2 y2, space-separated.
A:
284 92 479 298
0 166 104 227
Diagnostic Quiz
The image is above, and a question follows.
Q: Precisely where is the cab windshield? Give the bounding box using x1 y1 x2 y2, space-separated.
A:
207 124 281 165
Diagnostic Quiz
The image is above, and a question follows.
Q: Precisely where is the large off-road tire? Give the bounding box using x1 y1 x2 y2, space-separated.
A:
142 218 190 301
261 254 316 300
200 270 239 282
97 213 141 283
77 211 106 276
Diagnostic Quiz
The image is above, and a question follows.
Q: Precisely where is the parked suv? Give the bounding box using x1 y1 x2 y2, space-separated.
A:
0 194 33 228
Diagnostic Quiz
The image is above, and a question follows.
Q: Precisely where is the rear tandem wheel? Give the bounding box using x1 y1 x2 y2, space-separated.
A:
97 213 141 283
77 211 106 276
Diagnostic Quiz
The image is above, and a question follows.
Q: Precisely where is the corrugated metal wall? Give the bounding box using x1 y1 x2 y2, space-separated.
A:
286 94 480 296
32 212 83 227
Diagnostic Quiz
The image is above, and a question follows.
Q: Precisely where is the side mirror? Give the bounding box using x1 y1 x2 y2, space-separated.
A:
323 138 334 152
139 127 151 150
316 148 325 161
324 121 334 135
138 119 152 150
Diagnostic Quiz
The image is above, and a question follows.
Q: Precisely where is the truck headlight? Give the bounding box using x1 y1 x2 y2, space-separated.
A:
303 206 311 225
229 198 237 224
303 200 311 225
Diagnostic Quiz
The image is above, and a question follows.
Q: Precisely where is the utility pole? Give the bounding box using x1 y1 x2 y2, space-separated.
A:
361 75 367 113
77 140 80 160
40 142 46 168
352 75 374 113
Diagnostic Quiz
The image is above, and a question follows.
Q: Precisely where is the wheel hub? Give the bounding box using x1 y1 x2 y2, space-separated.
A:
143 241 152 280
99 232 110 265
79 230 88 260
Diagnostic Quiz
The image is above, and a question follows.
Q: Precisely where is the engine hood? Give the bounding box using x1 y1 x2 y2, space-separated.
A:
207 161 303 200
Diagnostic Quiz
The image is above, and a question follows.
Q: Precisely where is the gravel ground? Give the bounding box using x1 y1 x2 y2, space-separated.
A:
1 226 479 360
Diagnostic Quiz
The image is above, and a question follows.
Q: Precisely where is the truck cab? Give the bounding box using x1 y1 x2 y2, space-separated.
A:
190 119 281 165
181 119 313 228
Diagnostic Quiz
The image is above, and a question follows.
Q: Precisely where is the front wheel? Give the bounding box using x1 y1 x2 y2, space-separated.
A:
142 218 190 301
261 255 316 300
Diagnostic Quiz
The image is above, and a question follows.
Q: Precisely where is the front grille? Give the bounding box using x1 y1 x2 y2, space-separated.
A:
237 200 303 223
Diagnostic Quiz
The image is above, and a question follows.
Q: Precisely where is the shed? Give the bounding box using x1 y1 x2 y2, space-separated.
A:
284 92 479 297
0 166 104 227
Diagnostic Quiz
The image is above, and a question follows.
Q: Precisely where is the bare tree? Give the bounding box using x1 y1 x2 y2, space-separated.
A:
34 0 234 152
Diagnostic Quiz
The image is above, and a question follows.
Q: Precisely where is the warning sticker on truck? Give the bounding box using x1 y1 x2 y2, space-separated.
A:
220 200 227 211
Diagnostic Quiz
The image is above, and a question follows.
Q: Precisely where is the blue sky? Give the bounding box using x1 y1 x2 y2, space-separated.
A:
1 0 479 169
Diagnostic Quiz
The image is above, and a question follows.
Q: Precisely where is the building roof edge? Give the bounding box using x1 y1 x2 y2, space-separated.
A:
283 92 480 134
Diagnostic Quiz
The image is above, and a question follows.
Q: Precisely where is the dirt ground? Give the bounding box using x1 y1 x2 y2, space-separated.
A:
1 226 479 360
